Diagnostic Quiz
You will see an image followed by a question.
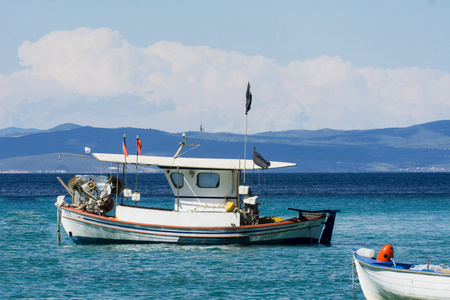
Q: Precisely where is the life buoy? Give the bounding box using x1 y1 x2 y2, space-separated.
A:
376 244 394 261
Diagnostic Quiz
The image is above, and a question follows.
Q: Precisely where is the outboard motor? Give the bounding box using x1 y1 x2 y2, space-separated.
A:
66 175 122 215
239 186 260 225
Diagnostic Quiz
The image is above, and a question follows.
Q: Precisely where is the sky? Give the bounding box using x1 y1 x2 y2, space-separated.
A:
1 0 449 134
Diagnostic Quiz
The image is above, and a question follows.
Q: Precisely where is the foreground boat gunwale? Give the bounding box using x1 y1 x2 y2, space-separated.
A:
353 248 450 300
354 252 450 277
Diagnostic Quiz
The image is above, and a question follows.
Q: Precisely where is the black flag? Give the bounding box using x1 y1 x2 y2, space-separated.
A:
245 82 252 115
253 147 270 169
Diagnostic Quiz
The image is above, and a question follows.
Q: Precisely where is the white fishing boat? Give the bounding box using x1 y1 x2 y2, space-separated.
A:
55 83 339 245
55 135 339 245
353 245 450 300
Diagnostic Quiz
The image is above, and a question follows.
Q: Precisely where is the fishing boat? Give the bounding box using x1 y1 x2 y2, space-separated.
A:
54 134 339 245
353 245 450 300
55 83 339 245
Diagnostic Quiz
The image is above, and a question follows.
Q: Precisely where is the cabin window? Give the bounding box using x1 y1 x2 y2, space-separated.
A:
197 173 220 188
170 172 184 189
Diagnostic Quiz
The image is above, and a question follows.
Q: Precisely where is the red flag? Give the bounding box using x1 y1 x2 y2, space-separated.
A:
122 135 129 157
136 137 142 155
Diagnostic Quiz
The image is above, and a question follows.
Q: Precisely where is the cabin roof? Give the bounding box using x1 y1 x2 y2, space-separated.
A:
91 153 296 170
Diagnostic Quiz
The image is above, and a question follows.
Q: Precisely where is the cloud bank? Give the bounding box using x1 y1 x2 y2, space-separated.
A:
1 27 449 133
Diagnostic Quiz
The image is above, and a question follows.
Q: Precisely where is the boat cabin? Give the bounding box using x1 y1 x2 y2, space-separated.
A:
163 168 239 212
90 153 295 226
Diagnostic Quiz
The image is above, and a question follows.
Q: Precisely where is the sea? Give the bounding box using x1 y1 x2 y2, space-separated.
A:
1 172 449 299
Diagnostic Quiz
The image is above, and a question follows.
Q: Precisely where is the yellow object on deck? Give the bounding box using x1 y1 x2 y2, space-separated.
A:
225 201 235 212
272 217 285 222
259 216 285 224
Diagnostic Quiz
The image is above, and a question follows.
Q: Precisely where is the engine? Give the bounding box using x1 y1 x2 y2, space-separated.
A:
67 175 123 215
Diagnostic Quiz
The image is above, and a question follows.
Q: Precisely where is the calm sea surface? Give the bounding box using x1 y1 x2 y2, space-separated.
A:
1 173 449 299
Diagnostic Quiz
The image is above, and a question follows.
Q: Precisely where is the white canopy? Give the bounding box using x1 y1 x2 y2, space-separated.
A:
91 153 296 170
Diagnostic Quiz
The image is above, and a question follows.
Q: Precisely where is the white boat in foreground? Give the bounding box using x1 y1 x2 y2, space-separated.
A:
353 246 450 300
55 136 339 245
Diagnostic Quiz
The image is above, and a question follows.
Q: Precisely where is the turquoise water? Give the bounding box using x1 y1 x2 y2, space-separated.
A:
1 173 449 299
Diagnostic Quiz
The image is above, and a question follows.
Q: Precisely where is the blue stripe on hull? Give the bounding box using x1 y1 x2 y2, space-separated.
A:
250 237 320 245
178 236 251 245
71 235 319 245
71 236 153 245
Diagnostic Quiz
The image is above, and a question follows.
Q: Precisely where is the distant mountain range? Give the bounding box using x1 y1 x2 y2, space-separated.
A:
1 121 450 173
0 123 82 137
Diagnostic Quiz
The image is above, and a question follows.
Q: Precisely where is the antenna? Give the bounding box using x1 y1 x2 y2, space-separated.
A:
200 121 204 145
173 130 203 158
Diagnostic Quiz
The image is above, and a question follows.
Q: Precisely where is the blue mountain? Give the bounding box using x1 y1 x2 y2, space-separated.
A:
1 121 450 173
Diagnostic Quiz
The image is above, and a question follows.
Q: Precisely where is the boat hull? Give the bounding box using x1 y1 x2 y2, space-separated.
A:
353 252 450 300
60 207 331 245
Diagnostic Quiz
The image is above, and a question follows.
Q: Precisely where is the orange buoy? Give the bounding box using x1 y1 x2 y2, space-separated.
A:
376 244 394 261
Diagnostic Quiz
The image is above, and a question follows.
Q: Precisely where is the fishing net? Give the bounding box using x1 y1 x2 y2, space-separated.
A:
409 264 450 273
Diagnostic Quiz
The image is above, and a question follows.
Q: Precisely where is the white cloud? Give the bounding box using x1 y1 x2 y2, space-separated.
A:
1 27 450 133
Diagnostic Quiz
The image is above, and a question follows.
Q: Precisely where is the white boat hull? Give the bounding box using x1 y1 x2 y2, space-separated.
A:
60 206 333 245
354 253 450 300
